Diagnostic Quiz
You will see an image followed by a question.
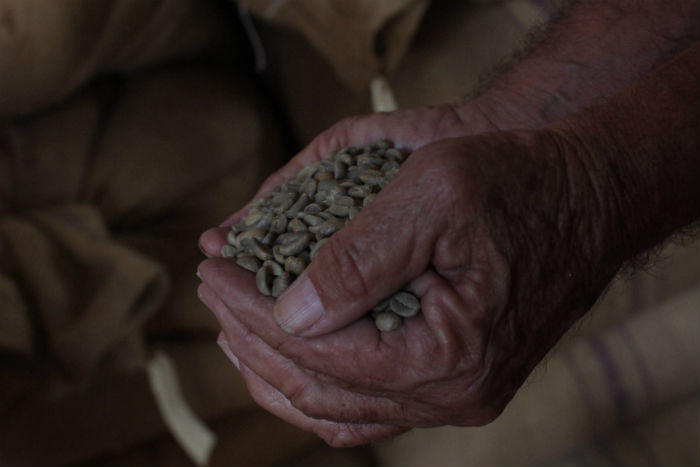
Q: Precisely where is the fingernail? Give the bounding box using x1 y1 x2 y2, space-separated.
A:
196 270 202 280
217 338 240 370
273 277 324 335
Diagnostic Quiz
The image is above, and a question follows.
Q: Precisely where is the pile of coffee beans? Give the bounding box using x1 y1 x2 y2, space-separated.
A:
221 141 420 331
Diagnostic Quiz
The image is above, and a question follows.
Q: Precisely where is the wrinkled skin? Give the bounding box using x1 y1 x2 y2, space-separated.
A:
198 105 624 446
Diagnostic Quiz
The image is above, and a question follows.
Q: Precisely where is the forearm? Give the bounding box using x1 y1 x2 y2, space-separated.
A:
555 41 699 268
465 0 699 130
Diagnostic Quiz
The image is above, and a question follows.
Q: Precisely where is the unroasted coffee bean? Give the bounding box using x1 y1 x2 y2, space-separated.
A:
236 253 262 272
270 214 288 234
278 232 312 256
237 228 266 248
250 238 273 261
263 259 284 276
390 291 420 317
256 264 273 296
272 245 286 264
374 311 402 332
317 216 344 236
222 141 420 331
288 218 308 233
221 244 238 258
287 192 310 216
285 256 307 276
271 272 292 298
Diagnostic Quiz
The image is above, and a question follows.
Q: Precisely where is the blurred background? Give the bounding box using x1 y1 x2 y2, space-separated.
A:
0 0 697 465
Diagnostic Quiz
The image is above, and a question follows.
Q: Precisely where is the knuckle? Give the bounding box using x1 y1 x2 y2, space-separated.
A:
283 379 316 413
317 235 371 302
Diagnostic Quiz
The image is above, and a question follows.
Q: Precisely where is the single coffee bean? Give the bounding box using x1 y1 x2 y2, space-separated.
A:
237 228 266 248
309 237 327 260
328 203 350 217
221 244 238 258
256 265 273 296
263 259 284 276
251 211 274 230
389 291 420 317
250 237 273 261
278 232 313 256
334 159 348 180
275 232 298 245
271 272 292 298
288 217 308 233
244 209 264 227
287 192 310 217
303 203 323 214
272 245 286 264
301 213 324 226
318 216 344 236
236 253 262 272
374 311 402 332
270 213 288 234
348 185 372 199
285 256 307 276
271 192 297 213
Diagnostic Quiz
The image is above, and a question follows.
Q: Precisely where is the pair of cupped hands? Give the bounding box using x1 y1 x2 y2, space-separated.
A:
198 100 622 446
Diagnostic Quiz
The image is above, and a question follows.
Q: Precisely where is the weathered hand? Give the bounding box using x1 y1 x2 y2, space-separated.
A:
197 125 625 446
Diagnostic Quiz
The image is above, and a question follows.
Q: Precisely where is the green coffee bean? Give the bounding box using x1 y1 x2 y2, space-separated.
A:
236 253 262 272
285 256 307 276
256 265 273 296
250 238 273 261
374 311 402 332
222 140 421 331
278 232 312 256
271 272 292 298
389 291 420 317
221 244 238 258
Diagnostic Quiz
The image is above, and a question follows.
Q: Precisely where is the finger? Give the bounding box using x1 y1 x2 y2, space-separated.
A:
198 279 418 425
271 158 441 337
237 358 407 447
199 226 229 257
198 259 455 393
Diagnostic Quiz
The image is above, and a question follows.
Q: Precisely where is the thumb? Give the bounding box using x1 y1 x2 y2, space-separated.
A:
272 189 433 337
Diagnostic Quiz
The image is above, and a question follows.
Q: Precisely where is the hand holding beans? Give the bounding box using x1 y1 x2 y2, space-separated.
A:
197 104 627 446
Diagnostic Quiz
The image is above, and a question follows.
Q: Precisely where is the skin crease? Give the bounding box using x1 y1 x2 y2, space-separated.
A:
197 1 699 448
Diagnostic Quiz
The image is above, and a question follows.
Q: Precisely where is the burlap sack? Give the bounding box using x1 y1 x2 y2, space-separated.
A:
240 0 430 92
0 65 289 465
0 0 233 118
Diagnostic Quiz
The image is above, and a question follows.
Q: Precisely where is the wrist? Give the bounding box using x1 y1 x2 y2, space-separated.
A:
455 88 550 134
547 42 700 267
